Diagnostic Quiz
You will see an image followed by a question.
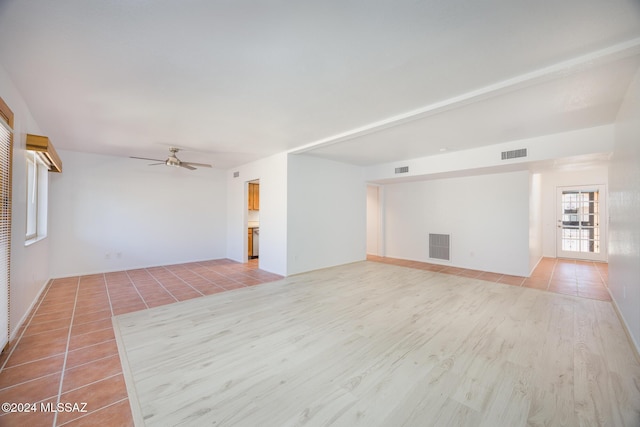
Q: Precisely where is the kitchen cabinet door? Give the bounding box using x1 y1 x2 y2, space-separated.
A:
248 183 260 210
254 184 259 210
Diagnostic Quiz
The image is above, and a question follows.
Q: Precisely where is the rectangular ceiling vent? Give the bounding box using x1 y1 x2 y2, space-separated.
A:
429 233 450 261
501 148 527 160
233 171 240 178
395 166 409 174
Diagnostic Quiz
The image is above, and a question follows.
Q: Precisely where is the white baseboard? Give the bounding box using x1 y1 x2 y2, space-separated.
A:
9 278 51 342
609 291 640 364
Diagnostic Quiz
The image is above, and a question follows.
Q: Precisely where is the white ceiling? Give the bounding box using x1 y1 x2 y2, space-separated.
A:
0 0 639 169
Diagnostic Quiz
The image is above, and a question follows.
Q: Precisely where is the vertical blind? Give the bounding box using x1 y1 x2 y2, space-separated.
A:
0 114 11 350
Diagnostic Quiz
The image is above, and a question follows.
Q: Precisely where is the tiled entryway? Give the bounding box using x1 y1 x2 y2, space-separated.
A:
0 259 282 426
0 256 609 426
368 255 610 301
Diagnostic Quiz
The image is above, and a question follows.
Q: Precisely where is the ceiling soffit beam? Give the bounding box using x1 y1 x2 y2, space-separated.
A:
290 37 640 156
26 134 63 172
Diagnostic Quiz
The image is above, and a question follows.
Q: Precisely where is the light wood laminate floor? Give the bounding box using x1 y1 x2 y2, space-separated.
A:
114 261 640 426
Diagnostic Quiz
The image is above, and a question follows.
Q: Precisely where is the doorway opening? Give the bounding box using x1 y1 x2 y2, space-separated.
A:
247 179 260 262
556 185 606 261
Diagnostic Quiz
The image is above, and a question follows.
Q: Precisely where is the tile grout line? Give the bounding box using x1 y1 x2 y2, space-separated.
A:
53 273 120 427
0 352 66 378
56 397 130 427
78 272 131 423
159 266 206 297
184 263 232 289
103 273 116 317
58 371 122 396
166 262 253 295
123 270 150 310
140 269 179 304
0 279 58 372
220 270 259 288
52 276 81 427
0 376 61 398
69 352 117 374
594 262 608 289
546 258 558 291
0 358 120 418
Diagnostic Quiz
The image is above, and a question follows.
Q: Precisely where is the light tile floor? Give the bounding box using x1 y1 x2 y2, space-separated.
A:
0 256 609 426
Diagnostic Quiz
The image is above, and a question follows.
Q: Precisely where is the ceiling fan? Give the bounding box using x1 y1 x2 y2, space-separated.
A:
130 147 212 170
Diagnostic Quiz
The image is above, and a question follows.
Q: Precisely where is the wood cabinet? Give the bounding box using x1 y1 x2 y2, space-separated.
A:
248 183 260 210
248 228 253 259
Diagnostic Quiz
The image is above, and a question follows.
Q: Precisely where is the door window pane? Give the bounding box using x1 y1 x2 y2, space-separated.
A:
560 190 599 254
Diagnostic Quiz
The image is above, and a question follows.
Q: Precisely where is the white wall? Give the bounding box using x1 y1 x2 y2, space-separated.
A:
49 150 227 277
0 65 51 340
366 185 381 255
539 166 609 258
529 173 543 272
287 154 366 275
609 67 640 353
226 153 288 276
383 170 531 276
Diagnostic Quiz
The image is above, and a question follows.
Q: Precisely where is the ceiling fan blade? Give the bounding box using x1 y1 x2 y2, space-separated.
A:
179 163 197 170
181 162 212 168
130 156 166 162
148 162 165 166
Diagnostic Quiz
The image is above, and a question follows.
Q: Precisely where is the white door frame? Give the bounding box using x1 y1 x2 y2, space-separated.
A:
245 179 260 263
556 185 607 261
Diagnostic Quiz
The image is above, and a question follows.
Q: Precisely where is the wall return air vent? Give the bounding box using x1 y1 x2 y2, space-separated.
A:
429 233 450 261
395 166 409 174
501 148 527 160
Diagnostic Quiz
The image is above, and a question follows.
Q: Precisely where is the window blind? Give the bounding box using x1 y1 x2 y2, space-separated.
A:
0 112 12 350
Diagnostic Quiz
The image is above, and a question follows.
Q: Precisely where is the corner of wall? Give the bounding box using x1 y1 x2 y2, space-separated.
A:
608 65 640 356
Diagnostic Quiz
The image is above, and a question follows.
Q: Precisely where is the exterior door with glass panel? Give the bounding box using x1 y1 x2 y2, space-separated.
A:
556 185 606 261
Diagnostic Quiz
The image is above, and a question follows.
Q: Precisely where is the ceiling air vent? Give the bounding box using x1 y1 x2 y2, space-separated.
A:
501 148 527 160
395 166 409 174
233 171 240 178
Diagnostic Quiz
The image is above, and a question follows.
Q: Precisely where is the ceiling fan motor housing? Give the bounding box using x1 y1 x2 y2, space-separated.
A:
130 146 211 169
166 155 181 167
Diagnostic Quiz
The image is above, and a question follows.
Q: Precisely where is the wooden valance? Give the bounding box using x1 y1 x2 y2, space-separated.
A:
26 134 62 173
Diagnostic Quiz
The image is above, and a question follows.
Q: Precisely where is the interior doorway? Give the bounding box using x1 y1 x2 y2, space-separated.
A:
247 179 260 262
556 185 607 261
